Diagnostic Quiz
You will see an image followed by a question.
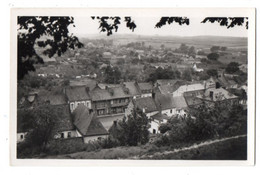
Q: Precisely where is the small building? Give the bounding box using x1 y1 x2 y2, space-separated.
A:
155 79 186 94
103 52 112 59
72 104 108 143
154 94 188 117
197 87 239 107
149 113 170 134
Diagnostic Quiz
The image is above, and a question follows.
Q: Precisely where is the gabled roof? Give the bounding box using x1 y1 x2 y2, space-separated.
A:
138 82 153 91
150 113 170 122
134 97 158 113
69 78 97 90
66 86 91 102
123 82 141 96
91 86 131 101
175 83 205 94
73 104 108 136
155 94 188 110
197 87 238 102
184 96 204 107
54 105 75 132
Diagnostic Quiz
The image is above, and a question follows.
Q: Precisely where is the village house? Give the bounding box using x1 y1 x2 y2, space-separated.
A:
72 104 108 143
192 63 204 72
65 86 92 113
172 83 206 97
154 94 188 117
155 79 186 94
138 82 154 97
91 86 132 117
149 113 170 134
197 87 239 107
134 96 159 118
123 81 142 99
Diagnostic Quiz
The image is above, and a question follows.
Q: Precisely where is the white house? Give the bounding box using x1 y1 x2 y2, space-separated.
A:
149 113 170 134
154 94 188 117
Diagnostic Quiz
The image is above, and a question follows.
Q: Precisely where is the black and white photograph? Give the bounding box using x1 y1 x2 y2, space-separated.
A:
10 8 255 165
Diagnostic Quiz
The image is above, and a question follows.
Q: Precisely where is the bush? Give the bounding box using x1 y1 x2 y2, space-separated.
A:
207 52 219 61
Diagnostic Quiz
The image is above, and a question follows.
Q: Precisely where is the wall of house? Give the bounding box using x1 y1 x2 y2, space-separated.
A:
54 130 79 139
161 108 186 117
83 135 108 143
146 111 159 119
70 100 91 112
141 93 152 98
149 120 160 134
17 132 27 143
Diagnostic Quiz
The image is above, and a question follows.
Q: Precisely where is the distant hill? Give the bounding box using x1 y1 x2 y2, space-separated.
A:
79 34 247 49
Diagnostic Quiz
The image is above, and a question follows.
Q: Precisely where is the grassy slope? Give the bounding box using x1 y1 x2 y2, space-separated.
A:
44 136 247 160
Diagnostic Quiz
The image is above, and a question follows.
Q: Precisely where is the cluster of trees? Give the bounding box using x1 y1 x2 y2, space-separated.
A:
102 65 122 84
147 67 181 82
210 46 227 52
108 109 150 146
156 103 247 146
175 44 196 56
226 62 240 74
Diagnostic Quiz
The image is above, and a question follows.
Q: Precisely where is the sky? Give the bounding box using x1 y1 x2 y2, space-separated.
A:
69 16 248 37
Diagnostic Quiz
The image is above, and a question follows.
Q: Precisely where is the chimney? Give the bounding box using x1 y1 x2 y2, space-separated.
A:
209 91 214 100
142 108 146 113
85 87 90 92
152 92 155 99
113 120 117 126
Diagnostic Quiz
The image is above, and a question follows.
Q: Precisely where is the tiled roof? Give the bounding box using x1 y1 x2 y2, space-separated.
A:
66 86 91 102
197 87 238 102
69 78 97 90
184 96 204 107
54 104 75 132
155 94 188 110
36 88 67 105
138 82 153 91
91 86 131 101
73 104 108 136
175 83 205 94
123 82 141 96
134 97 158 113
150 113 170 122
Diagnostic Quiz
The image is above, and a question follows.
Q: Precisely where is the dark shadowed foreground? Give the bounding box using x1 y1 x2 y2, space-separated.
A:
42 135 247 160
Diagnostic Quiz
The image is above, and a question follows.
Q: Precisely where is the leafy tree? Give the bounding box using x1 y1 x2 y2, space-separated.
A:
220 46 227 51
109 109 149 146
206 69 218 77
188 46 196 56
103 65 122 84
147 67 181 82
226 62 240 74
18 16 83 80
201 17 248 29
207 52 219 61
18 105 60 151
210 46 220 53
182 68 192 81
155 17 189 28
197 50 206 55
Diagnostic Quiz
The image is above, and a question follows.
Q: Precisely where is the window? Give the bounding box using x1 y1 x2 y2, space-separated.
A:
98 109 105 115
170 109 172 113
20 134 24 139
153 129 156 134
61 133 64 138
68 132 71 138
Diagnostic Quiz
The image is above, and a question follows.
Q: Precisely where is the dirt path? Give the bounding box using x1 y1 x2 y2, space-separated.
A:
131 134 247 159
